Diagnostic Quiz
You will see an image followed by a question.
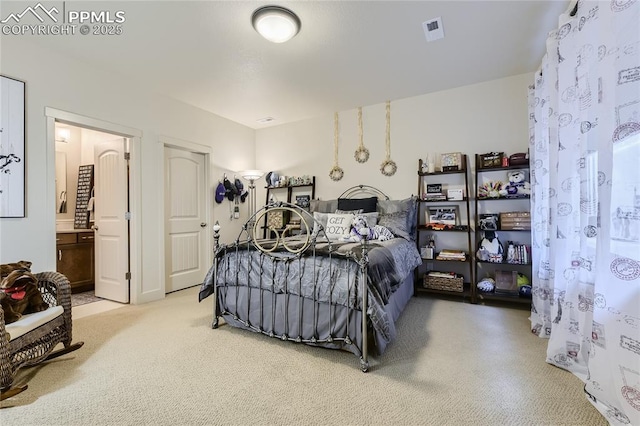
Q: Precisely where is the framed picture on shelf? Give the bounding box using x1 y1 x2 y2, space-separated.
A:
427 206 459 226
295 195 311 210
478 213 500 231
440 152 462 171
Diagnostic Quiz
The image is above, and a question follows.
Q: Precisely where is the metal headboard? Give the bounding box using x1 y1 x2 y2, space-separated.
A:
338 185 390 200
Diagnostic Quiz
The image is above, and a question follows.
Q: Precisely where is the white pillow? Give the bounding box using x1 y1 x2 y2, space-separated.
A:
311 211 330 237
323 213 354 241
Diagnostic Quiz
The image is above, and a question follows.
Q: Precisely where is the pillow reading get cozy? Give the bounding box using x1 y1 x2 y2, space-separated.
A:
323 213 354 240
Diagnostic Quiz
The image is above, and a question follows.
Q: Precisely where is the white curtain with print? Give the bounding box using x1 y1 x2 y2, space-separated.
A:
529 1 639 424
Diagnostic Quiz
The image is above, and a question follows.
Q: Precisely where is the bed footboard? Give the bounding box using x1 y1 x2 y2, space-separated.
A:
210 202 371 372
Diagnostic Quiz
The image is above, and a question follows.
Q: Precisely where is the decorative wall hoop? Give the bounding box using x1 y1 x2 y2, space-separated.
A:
354 107 370 163
354 146 370 163
380 159 397 177
329 112 344 181
380 101 396 177
329 166 344 181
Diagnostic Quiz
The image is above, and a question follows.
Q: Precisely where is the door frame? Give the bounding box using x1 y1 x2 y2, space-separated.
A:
159 136 212 294
45 107 143 304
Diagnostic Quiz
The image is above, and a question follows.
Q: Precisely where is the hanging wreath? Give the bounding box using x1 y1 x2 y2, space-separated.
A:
380 101 397 177
329 112 344 181
354 107 370 163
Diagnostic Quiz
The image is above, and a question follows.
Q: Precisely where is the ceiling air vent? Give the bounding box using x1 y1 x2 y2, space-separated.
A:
422 17 444 42
256 117 275 124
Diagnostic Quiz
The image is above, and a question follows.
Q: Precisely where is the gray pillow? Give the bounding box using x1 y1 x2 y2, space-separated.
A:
297 209 315 234
378 210 411 240
359 212 379 227
310 199 338 213
378 197 418 240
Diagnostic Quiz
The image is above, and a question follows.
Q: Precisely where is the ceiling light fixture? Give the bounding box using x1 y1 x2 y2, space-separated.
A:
251 5 301 43
56 128 71 143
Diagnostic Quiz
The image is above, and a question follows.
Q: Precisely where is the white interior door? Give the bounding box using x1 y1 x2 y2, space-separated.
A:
165 147 207 293
94 139 129 303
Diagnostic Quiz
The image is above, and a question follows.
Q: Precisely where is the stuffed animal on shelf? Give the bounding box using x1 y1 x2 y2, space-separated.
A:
476 231 504 263
0 261 49 324
341 215 394 242
477 277 496 293
499 170 531 198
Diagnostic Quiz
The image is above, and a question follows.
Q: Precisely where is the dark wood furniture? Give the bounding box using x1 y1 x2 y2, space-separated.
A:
262 176 315 238
415 155 474 301
474 154 532 305
56 231 94 293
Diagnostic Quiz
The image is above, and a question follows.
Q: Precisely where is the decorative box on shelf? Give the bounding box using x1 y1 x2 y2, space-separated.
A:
479 152 504 168
423 271 464 292
440 152 463 172
499 211 531 230
494 270 518 295
447 188 464 201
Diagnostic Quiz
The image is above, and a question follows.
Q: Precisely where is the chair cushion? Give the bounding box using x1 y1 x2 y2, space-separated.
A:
5 306 64 341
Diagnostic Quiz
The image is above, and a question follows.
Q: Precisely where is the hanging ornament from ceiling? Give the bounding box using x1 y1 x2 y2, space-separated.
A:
353 107 370 163
329 112 344 181
380 101 397 177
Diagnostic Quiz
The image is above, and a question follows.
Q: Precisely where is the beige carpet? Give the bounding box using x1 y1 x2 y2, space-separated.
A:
1 286 605 425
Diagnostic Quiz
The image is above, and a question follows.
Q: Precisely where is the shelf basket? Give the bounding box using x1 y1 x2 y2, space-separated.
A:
423 273 464 292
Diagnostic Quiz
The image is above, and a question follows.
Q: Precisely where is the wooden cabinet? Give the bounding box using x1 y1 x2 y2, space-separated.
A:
56 231 95 293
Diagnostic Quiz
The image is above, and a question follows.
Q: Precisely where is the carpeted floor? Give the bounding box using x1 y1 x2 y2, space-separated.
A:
1 287 606 425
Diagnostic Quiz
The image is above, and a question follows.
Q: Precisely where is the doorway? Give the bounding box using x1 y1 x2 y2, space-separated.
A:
47 108 142 304
161 137 212 294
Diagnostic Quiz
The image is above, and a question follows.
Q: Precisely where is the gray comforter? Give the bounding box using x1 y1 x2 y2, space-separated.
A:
199 236 421 344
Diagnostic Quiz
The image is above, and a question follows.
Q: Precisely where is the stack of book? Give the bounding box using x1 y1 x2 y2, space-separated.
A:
436 249 466 261
424 183 446 201
506 243 530 264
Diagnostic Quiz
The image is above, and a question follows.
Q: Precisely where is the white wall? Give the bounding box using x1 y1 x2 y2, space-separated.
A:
255 73 533 202
0 37 256 303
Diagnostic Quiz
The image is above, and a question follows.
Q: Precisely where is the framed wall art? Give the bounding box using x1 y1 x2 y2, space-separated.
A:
0 75 26 218
427 206 459 226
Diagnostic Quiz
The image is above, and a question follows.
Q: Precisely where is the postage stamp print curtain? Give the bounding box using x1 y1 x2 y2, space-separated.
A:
529 1 639 424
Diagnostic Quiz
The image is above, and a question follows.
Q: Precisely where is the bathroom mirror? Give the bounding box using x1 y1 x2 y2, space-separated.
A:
55 152 67 214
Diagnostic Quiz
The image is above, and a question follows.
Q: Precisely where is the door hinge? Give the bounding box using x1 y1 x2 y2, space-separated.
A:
124 152 130 160
125 212 132 220
125 272 131 280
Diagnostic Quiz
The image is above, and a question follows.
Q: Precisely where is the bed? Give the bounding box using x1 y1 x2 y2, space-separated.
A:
198 185 421 371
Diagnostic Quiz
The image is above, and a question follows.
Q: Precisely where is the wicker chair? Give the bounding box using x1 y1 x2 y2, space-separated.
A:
0 271 83 400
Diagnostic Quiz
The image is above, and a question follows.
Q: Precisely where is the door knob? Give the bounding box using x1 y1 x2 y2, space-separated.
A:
200 223 207 228
92 225 99 231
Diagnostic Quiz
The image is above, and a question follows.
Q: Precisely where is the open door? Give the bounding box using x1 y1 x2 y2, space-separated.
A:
94 138 129 303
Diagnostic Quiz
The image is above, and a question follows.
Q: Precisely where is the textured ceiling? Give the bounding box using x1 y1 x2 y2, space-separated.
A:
17 1 569 129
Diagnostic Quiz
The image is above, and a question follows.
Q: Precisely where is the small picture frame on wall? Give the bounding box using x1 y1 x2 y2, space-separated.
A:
427 206 459 226
0 75 26 218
